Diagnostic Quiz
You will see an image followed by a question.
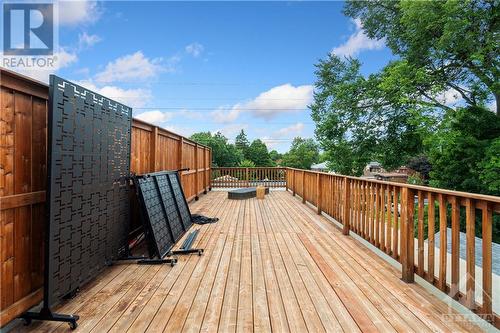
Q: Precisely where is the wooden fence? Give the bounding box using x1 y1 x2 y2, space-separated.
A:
211 167 286 188
0 69 211 326
286 167 500 328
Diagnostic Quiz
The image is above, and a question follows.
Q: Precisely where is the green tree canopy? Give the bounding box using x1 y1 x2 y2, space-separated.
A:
269 150 283 165
312 0 499 177
282 137 320 169
427 106 500 196
190 131 242 167
235 129 250 157
246 139 273 166
238 159 256 168
345 0 499 114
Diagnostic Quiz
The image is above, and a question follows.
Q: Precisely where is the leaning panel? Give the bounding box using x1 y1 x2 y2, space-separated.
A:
46 75 132 307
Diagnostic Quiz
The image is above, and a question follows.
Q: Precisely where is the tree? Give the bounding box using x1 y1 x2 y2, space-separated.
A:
311 0 499 176
246 139 273 167
282 137 320 169
407 154 432 181
238 159 256 168
235 129 250 157
344 0 499 114
311 55 429 175
190 131 242 167
427 106 500 196
269 150 283 165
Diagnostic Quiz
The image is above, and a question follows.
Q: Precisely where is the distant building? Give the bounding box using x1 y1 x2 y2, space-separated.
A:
362 162 411 183
362 161 385 178
311 162 333 173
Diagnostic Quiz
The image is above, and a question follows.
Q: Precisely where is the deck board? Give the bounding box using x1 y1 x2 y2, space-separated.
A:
17 191 483 332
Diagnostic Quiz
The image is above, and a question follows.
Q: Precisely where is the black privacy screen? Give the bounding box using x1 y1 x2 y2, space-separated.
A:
45 75 132 306
134 171 193 258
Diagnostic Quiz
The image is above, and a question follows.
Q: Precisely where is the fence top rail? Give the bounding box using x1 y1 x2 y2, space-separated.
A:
132 118 211 151
284 167 500 204
212 167 286 169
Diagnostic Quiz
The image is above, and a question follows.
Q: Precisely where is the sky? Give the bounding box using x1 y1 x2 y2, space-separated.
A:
5 0 395 152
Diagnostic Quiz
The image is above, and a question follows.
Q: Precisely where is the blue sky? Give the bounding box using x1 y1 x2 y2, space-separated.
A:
11 1 394 152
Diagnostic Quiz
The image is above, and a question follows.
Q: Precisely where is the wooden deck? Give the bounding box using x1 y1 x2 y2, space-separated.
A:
17 191 481 332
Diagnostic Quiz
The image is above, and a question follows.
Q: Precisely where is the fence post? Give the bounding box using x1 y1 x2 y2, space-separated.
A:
194 143 199 200
203 148 208 194
342 177 350 235
401 186 415 283
302 170 306 204
316 173 322 215
208 149 212 190
178 137 184 186
292 169 296 196
150 126 158 172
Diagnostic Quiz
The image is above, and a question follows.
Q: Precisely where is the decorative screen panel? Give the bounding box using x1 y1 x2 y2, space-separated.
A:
46 75 131 306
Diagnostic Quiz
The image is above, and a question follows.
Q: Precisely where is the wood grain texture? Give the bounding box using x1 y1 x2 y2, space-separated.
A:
10 192 483 333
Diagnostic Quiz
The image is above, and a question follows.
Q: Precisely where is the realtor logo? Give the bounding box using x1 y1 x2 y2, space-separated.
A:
3 3 53 55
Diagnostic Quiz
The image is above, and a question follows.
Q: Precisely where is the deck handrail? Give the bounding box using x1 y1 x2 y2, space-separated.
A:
211 167 287 188
211 166 500 328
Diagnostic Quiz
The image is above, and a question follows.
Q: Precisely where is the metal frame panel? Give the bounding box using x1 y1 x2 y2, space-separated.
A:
133 171 193 258
45 75 132 307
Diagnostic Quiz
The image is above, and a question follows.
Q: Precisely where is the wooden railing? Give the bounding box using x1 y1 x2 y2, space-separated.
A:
286 168 500 328
211 167 286 188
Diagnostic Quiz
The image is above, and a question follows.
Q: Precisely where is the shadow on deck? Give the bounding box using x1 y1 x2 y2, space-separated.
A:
16 191 481 332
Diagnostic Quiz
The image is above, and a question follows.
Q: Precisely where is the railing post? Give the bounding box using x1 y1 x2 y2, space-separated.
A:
316 172 322 215
245 168 249 187
292 169 296 196
285 168 288 191
302 170 306 204
342 177 350 235
401 186 415 283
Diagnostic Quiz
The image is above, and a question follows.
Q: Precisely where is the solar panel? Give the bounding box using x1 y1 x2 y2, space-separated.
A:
46 75 131 307
134 171 193 258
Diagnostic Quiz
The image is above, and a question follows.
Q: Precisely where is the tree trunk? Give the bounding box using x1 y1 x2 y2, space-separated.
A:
496 92 499 117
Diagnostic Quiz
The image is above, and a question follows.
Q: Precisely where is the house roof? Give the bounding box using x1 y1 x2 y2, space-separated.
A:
433 228 500 275
311 162 329 170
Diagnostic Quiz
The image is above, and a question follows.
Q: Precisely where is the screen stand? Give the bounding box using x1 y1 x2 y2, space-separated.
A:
21 306 79 330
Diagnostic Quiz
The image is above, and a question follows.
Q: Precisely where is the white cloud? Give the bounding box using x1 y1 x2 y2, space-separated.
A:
261 123 304 150
275 122 304 137
95 51 168 83
78 32 101 49
211 83 313 122
211 105 242 123
163 125 196 138
215 123 248 138
437 88 463 106
135 110 173 124
58 1 102 26
185 42 204 57
75 80 152 108
332 18 385 57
